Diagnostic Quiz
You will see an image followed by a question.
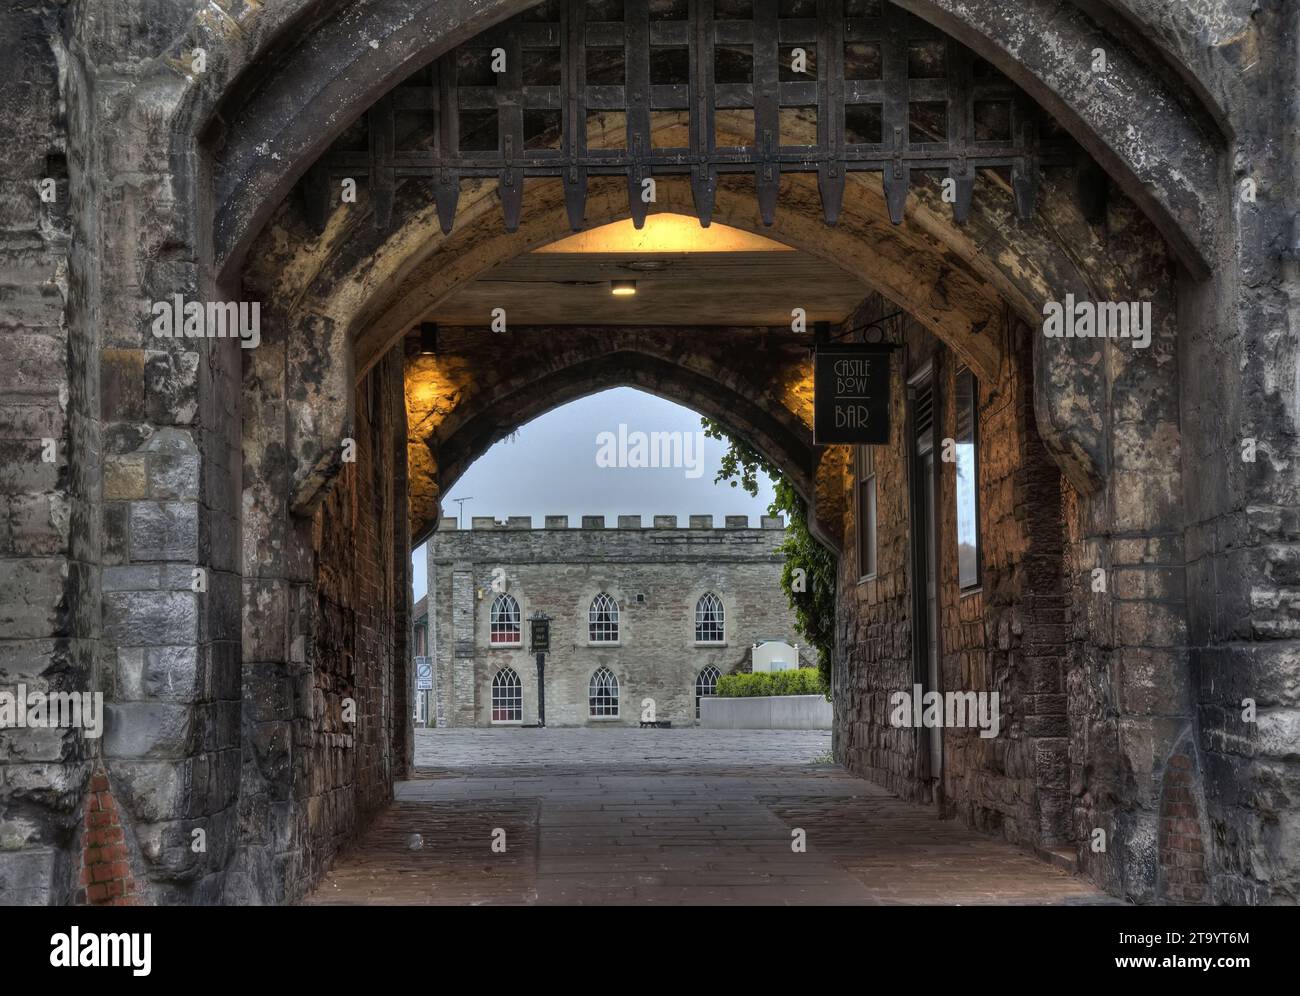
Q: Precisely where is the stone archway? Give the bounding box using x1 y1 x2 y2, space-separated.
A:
407 330 820 544
224 0 1191 906
21 0 1294 910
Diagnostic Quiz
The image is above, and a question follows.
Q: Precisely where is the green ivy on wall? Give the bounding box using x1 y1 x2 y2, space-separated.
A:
701 418 837 688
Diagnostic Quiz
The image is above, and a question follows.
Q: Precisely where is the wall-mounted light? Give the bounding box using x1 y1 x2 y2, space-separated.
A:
419 321 439 354
610 279 637 297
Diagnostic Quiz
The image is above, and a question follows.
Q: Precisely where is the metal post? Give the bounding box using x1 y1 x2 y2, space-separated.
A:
536 653 546 728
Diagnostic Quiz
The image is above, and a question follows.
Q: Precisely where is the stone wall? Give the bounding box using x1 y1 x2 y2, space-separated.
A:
937 318 1070 849
298 352 408 893
0 0 91 906
426 516 809 728
835 293 1093 867
229 348 409 905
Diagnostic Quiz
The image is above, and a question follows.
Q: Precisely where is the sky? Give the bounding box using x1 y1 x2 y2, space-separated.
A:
410 387 777 601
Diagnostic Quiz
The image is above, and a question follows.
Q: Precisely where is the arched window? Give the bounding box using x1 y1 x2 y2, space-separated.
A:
695 665 721 720
694 592 725 643
490 593 521 645
588 592 619 643
491 668 522 722
588 667 619 718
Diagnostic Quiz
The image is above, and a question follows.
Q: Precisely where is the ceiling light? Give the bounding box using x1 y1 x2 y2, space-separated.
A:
611 280 637 296
419 322 439 354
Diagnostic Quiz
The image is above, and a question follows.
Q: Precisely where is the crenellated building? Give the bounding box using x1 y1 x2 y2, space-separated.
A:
422 514 810 727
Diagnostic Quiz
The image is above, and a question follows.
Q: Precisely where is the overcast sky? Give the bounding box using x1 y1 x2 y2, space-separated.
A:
411 387 777 600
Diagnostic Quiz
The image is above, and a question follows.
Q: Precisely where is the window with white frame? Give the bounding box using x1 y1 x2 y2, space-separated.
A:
588 667 619 718
694 593 725 643
856 445 878 579
695 665 721 720
588 592 619 643
491 667 523 723
490 593 522 645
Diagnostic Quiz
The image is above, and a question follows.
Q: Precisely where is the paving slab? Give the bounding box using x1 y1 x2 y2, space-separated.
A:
302 728 1117 906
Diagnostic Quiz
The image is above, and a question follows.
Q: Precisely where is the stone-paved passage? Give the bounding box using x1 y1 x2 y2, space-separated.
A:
302 728 1115 905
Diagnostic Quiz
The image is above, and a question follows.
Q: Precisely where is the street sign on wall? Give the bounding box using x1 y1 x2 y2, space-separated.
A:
415 656 433 690
813 345 893 445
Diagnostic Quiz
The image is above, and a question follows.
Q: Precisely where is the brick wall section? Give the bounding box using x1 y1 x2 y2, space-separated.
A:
77 770 142 906
1158 748 1208 903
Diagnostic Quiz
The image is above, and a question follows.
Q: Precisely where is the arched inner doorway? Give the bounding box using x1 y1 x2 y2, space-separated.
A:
203 0 1206 905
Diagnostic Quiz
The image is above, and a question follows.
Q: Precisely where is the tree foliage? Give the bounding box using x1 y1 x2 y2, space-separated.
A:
701 419 837 686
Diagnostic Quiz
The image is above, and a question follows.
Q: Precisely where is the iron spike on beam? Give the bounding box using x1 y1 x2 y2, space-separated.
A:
691 165 716 228
434 171 460 235
884 127 908 225
818 164 845 226
564 167 588 231
628 166 650 229
757 156 780 227
371 167 396 233
1012 117 1041 221
500 167 524 233
949 158 975 225
1012 158 1039 221
883 166 909 225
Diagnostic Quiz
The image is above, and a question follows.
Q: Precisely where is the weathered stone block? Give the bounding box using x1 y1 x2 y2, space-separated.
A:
148 453 199 499
103 455 147 500
143 350 200 424
5 492 69 556
103 590 197 646
104 703 194 758
129 500 198 561
100 348 145 421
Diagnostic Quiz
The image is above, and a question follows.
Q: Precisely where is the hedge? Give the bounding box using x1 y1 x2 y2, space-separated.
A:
715 668 828 699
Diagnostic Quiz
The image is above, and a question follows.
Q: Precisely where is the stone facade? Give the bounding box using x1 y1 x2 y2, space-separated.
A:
426 516 809 728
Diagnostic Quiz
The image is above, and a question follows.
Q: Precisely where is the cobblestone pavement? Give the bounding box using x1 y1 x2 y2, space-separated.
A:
303 728 1116 906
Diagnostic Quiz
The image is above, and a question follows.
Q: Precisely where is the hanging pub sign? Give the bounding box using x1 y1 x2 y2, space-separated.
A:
529 615 551 653
813 345 894 445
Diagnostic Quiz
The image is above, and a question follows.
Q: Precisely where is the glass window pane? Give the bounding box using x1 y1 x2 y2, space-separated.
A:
956 369 980 588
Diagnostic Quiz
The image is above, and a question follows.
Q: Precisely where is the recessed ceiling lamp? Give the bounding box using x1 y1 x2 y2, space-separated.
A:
610 279 637 296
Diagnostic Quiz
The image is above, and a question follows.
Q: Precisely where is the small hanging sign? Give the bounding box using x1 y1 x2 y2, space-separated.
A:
529 615 551 653
813 345 894 445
